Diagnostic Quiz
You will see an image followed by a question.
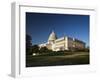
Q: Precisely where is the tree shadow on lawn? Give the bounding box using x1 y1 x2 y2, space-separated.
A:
26 52 89 67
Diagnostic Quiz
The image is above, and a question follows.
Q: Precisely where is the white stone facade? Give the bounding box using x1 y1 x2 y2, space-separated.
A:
39 31 85 51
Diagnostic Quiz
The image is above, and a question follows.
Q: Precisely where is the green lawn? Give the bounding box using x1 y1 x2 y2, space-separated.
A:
26 52 89 67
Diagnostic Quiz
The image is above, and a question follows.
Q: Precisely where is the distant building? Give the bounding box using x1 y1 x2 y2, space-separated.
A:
39 31 85 51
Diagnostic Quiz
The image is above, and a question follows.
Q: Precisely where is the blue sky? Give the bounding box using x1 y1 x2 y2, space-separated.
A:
26 12 89 47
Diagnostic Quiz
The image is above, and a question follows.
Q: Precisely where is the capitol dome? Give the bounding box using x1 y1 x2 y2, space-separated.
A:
48 31 57 42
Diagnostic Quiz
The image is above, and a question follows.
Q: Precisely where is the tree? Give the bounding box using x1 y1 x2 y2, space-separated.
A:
39 47 49 53
26 34 32 55
32 45 39 53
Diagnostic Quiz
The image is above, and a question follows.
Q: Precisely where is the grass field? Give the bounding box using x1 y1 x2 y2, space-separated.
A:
26 52 89 67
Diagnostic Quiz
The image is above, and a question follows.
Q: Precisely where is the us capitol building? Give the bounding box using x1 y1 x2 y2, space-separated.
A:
39 31 85 51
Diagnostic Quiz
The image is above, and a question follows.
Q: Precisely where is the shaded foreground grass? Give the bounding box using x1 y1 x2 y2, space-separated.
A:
26 52 89 67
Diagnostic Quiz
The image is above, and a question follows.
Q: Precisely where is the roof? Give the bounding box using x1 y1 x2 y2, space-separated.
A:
48 31 57 41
